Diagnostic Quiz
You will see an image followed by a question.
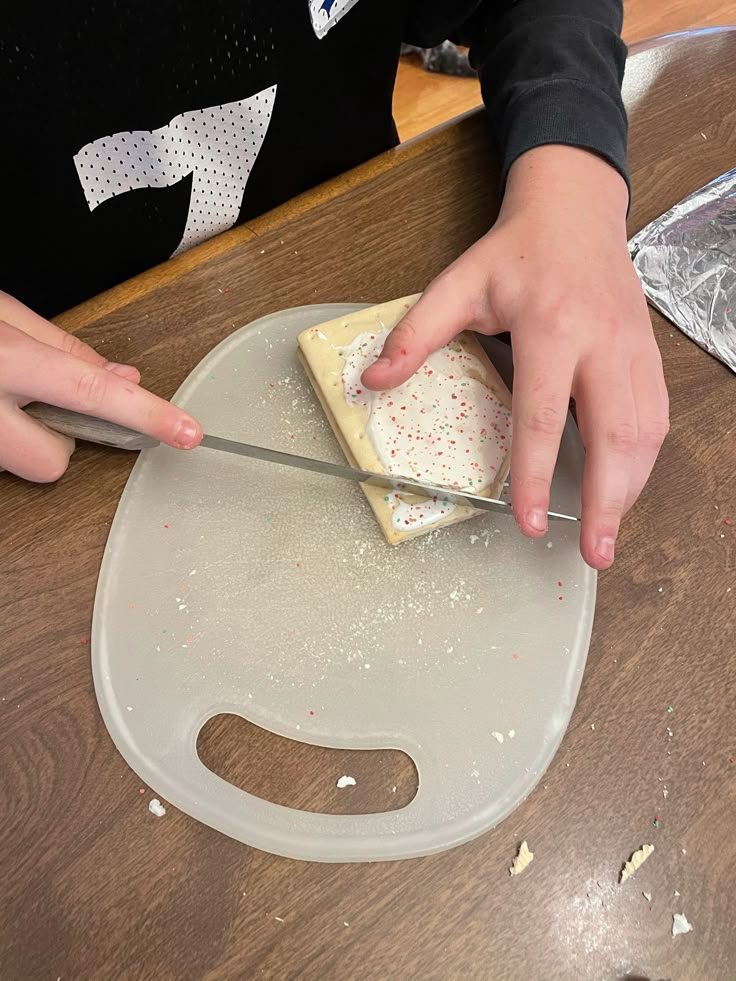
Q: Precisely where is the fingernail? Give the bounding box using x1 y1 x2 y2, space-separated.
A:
596 536 615 564
527 509 548 533
105 362 139 378
174 419 200 448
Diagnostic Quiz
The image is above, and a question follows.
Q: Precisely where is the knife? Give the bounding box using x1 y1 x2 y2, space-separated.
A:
17 403 579 522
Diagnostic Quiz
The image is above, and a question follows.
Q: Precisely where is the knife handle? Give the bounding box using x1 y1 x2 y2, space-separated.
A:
23 403 158 451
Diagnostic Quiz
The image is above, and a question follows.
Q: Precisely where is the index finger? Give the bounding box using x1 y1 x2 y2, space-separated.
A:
510 344 574 537
11 331 202 449
361 279 475 391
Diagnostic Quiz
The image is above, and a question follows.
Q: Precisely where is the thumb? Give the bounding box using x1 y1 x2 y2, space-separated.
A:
361 280 477 391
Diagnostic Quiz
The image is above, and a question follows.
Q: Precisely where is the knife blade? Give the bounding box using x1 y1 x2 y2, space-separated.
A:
199 434 579 522
19 404 579 522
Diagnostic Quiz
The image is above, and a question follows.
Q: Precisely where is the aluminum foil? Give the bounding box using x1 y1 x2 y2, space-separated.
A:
629 167 736 373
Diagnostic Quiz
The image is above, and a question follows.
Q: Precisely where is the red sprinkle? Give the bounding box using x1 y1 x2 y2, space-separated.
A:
512 654 520 661
309 710 315 716
81 637 88 645
139 788 145 795
729 757 735 764
726 519 732 526
163 524 169 529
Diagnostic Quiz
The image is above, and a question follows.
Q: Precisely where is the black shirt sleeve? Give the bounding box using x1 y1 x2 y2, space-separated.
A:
459 0 629 190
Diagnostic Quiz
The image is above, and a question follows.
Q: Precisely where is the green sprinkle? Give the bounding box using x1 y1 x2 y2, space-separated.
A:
667 705 674 713
162 629 167 634
653 819 660 828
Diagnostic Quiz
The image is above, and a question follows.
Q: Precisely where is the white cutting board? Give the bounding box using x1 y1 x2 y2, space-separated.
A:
92 304 595 862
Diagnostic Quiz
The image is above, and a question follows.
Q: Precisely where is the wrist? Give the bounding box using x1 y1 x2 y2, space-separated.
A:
500 145 629 230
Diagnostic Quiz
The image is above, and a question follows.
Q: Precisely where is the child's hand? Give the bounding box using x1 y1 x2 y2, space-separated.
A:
362 146 669 570
0 291 202 482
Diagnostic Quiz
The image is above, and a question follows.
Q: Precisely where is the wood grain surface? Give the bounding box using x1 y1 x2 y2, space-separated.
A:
2 29 736 981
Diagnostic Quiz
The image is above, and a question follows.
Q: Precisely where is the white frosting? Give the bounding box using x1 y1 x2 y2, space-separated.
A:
341 332 511 490
388 494 455 531
339 331 511 532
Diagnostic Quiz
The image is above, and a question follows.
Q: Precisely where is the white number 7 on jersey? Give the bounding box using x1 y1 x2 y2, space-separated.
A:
74 86 277 257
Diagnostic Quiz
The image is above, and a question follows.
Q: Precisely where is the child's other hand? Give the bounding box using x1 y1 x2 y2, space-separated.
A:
0 291 202 482
362 146 669 570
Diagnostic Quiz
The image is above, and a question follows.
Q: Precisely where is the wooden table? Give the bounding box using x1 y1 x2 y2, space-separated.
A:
2 27 735 981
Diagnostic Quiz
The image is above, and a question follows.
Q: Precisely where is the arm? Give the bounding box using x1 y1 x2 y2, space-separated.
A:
463 0 629 191
365 1 669 570
0 291 202 482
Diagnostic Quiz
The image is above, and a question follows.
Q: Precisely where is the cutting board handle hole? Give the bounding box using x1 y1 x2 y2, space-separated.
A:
197 713 418 815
